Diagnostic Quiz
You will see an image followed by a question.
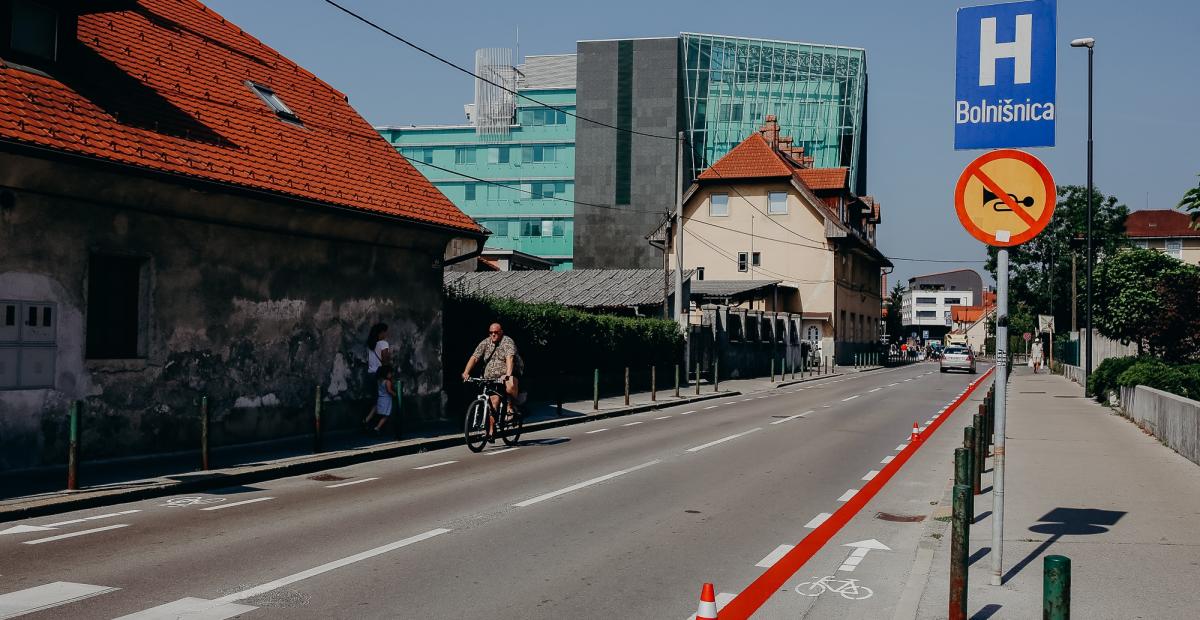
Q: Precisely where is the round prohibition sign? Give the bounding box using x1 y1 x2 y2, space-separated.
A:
954 149 1055 247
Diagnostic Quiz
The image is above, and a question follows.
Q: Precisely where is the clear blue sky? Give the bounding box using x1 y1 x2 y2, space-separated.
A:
207 0 1199 287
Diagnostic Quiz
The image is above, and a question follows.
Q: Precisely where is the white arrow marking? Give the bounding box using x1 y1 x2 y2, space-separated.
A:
838 539 892 572
0 524 56 535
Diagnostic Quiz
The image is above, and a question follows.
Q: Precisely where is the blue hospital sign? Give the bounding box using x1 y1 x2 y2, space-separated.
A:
955 0 1056 149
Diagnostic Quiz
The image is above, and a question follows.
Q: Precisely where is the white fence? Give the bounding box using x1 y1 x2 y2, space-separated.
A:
1061 363 1085 386
1120 385 1200 467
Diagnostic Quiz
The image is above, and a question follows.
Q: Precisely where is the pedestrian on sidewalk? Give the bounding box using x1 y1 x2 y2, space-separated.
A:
364 322 391 422
1031 337 1044 373
364 364 396 433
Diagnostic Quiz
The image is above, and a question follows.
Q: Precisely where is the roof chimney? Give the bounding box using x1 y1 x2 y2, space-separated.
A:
758 115 780 148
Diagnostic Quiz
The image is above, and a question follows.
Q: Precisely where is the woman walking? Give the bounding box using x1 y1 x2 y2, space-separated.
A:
364 365 396 433
364 323 391 425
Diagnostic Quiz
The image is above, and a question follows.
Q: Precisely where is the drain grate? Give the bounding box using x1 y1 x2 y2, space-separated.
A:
875 512 926 523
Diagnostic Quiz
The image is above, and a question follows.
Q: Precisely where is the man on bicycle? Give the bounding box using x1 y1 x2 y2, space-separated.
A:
461 323 522 415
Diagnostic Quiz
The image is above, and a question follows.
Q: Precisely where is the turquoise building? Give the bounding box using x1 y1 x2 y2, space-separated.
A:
379 54 577 269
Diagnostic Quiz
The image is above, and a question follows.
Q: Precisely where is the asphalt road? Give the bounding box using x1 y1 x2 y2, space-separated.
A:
0 362 981 619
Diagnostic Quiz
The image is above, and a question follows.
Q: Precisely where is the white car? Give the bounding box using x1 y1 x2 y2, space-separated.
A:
940 346 976 374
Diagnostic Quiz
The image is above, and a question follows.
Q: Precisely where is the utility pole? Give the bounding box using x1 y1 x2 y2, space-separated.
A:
674 132 687 372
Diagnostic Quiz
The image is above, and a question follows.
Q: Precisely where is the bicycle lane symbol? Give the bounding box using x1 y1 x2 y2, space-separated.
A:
159 496 227 508
795 575 874 600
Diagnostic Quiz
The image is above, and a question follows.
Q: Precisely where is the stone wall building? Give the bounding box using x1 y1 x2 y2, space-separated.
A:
0 0 484 471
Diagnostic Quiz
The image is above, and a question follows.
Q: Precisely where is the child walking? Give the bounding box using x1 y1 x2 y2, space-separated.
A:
364 364 395 433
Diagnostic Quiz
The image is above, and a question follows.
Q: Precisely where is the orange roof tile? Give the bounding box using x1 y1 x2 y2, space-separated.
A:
794 167 848 191
697 133 794 181
1125 209 1200 238
0 0 480 234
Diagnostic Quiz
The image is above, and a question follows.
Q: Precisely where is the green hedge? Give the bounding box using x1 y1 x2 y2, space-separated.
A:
1091 356 1200 401
1088 356 1140 401
443 291 684 409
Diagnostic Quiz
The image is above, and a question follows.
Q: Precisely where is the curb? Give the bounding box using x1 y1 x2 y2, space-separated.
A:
0 390 738 523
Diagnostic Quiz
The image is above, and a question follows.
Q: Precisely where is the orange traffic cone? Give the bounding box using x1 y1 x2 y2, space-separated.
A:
911 422 920 442
695 582 718 619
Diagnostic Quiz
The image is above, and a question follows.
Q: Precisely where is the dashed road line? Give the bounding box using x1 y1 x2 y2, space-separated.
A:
483 447 519 456
704 405 719 410
325 477 379 488
43 509 141 528
201 497 274 511
686 428 762 453
895 443 909 451
655 416 671 420
413 461 457 470
861 470 879 481
888 383 900 387
837 489 858 502
769 411 813 425
755 544 796 568
23 524 130 545
881 455 895 464
842 395 860 402
513 460 661 508
585 428 609 434
679 410 696 415
868 387 882 393
622 421 644 427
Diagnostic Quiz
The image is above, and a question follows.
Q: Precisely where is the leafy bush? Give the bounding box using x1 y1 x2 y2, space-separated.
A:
1178 365 1200 400
1087 356 1139 402
1115 359 1190 399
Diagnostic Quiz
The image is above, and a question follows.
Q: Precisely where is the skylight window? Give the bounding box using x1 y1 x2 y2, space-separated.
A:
246 82 301 125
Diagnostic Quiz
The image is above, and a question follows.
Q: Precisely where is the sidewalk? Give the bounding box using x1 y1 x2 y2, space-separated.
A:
914 367 1200 619
0 365 886 522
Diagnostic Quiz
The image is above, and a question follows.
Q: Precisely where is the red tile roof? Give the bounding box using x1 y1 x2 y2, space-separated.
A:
0 0 480 234
794 167 848 191
951 305 985 324
697 133 794 181
1125 209 1200 238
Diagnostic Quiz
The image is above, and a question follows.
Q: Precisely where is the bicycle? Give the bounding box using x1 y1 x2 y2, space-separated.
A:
463 377 523 452
794 575 874 600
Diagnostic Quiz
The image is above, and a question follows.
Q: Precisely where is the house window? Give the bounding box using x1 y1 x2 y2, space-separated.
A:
807 326 819 342
737 252 748 272
9 0 58 61
768 191 788 214
710 193 729 217
455 147 476 164
521 145 557 163
551 220 567 237
916 310 937 318
944 297 962 305
752 252 761 267
246 82 301 125
532 181 567 200
696 267 705 281
520 219 543 237
86 255 147 359
464 184 476 201
487 146 510 164
916 297 937 305
1166 239 1183 260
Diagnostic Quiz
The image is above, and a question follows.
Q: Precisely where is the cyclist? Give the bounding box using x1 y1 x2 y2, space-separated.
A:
461 322 522 416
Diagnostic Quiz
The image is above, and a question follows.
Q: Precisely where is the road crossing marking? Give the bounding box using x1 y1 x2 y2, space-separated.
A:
769 411 813 425
413 460 457 470
686 428 762 453
837 489 858 502
112 597 255 620
756 545 795 568
585 428 609 434
861 470 879 481
804 513 833 529
325 477 378 488
0 581 119 618
513 460 661 508
842 395 860 402
483 447 519 456
200 497 274 511
23 524 129 545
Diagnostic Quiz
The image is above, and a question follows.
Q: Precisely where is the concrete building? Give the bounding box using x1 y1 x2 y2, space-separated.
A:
381 54 576 269
901 269 984 343
665 117 888 363
0 0 484 470
1125 209 1200 266
576 33 869 269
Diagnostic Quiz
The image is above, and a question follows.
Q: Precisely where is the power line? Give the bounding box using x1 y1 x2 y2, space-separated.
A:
321 0 677 141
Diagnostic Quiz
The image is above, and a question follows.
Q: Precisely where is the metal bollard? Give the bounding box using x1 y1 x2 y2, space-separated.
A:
1043 555 1071 619
624 367 630 406
674 364 680 398
950 458 971 620
962 426 975 519
313 384 322 453
651 366 657 402
973 413 985 495
201 395 210 471
770 358 775 383
67 401 80 490
696 362 701 395
714 359 720 392
593 368 599 410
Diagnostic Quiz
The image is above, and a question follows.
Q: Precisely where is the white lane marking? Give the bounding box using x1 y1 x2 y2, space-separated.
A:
655 416 671 420
756 544 796 568
769 410 813 425
862 470 879 481
895 443 908 450
0 525 53 535
622 421 644 427
413 460 458 470
804 513 833 529
200 497 274 511
903 379 913 382
756 396 768 399
43 509 141 528
686 428 762 453
837 489 858 502
842 395 860 402
585 428 609 434
23 524 129 545
881 455 895 464
484 447 520 456
822 404 831 408
868 387 882 393
213 529 451 604
742 399 754 402
703 405 719 410
684 592 736 620
888 383 900 387
0 581 119 619
513 460 661 508
679 410 696 415
325 477 379 488
112 597 256 620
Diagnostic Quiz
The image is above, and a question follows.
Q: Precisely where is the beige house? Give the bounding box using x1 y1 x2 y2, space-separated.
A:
664 117 890 362
1124 210 1200 266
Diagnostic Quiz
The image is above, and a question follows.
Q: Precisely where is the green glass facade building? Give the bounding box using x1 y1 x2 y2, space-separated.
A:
379 54 577 269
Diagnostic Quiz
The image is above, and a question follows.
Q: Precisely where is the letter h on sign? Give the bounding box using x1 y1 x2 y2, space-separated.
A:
955 0 1056 150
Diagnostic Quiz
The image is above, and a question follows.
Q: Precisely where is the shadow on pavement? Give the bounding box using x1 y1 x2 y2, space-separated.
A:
1002 507 1125 583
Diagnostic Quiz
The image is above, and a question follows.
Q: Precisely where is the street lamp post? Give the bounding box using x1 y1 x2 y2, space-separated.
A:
1071 37 1095 395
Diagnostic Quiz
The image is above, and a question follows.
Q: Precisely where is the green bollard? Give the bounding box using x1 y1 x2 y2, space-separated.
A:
950 474 971 620
593 368 600 410
1044 555 1071 619
201 395 210 471
973 413 985 494
67 401 80 491
674 364 680 398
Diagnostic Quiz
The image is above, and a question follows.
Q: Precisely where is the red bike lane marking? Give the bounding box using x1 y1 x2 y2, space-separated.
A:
718 366 996 619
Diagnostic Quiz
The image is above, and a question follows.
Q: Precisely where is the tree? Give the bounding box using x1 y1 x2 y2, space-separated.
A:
1179 174 1200 229
885 282 905 341
1092 248 1198 358
1153 269 1200 363
986 185 1129 334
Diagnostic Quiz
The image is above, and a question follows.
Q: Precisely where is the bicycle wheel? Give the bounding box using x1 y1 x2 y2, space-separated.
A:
795 581 827 597
839 584 873 600
464 400 488 453
501 405 523 447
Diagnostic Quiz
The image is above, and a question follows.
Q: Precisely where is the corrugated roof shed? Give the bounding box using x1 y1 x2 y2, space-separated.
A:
445 269 690 309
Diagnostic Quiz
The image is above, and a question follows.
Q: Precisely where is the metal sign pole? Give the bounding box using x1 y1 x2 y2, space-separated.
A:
991 248 1009 586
